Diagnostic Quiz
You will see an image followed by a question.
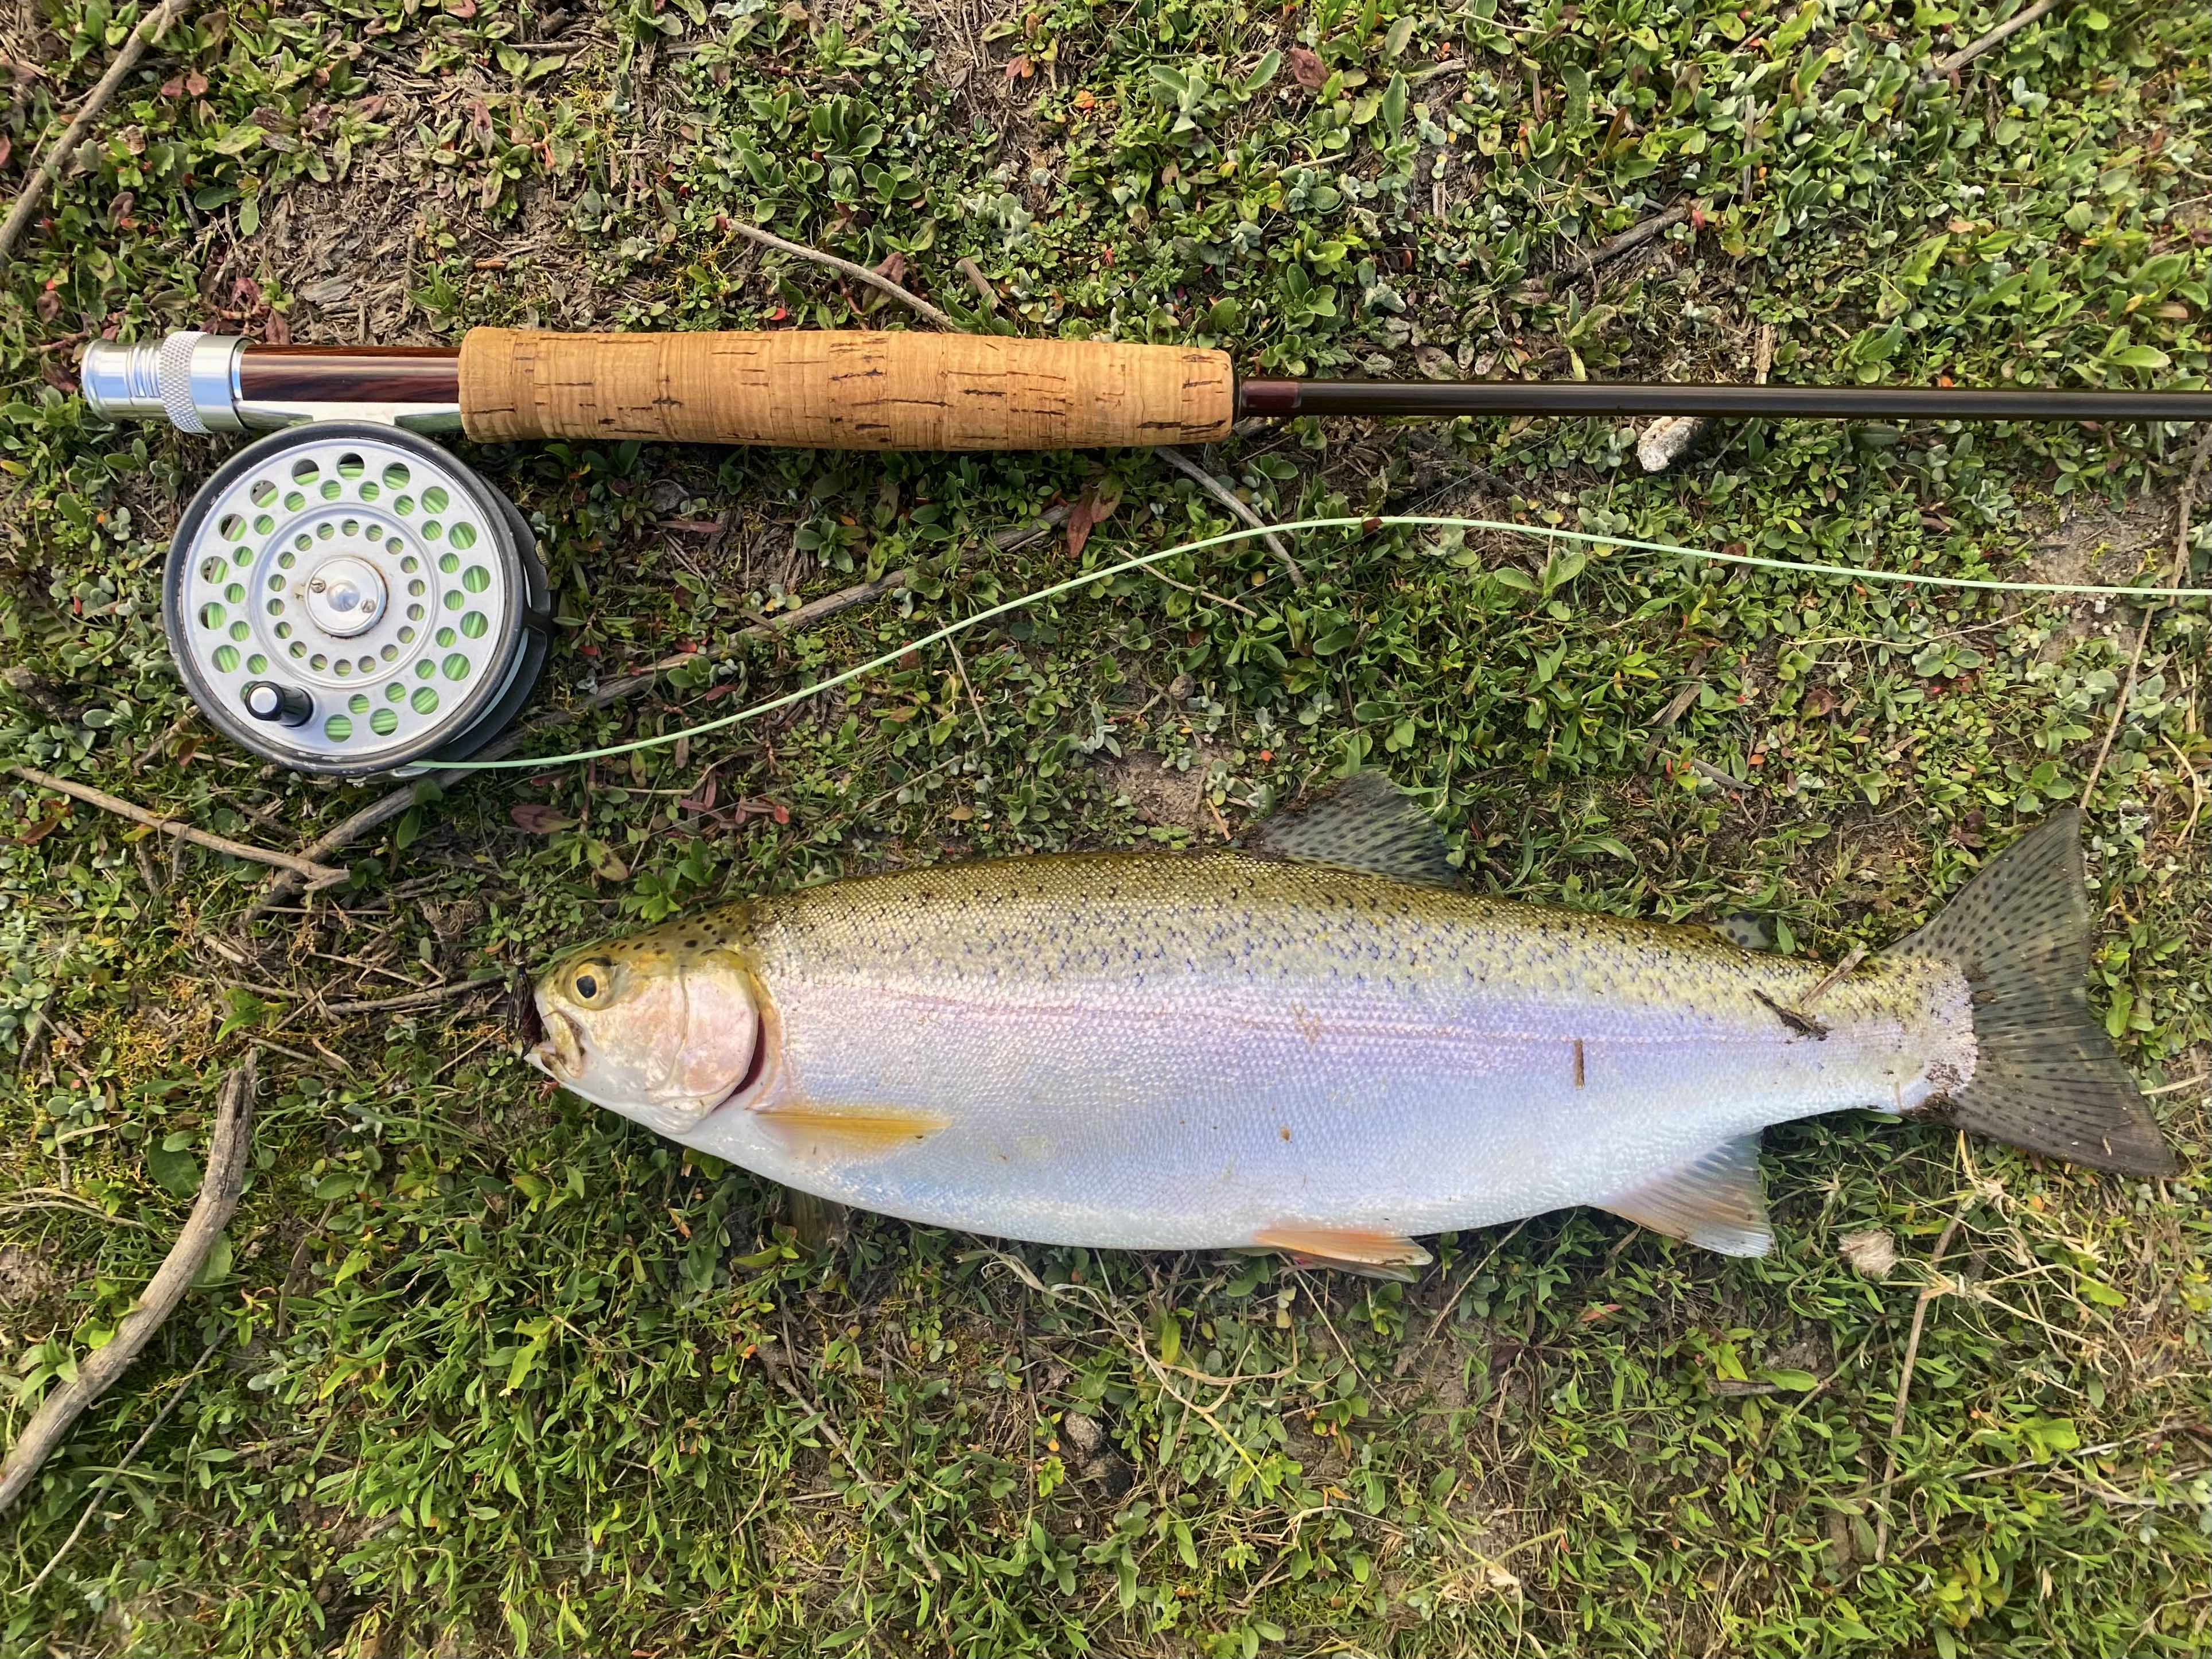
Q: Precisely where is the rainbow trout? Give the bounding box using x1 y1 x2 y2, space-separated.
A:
527 777 2173 1268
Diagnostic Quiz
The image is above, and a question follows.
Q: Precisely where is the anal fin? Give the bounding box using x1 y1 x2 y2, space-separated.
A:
1253 1224 1433 1280
752 1102 950 1157
1599 1135 1774 1257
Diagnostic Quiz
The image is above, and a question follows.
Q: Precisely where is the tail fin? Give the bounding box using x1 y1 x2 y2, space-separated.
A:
1891 810 2176 1178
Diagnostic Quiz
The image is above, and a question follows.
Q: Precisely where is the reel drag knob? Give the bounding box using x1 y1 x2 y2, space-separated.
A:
164 422 550 778
241 681 313 726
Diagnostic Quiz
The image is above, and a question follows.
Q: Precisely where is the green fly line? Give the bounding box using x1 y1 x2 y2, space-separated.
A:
437 512 2205 772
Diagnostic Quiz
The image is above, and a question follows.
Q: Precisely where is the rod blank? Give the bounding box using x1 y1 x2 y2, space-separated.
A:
1237 378 2212 423
81 331 2212 444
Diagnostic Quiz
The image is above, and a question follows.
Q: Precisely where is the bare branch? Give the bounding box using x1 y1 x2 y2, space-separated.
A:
725 216 959 330
11 766 347 884
1153 446 1305 589
1929 0 2066 80
0 0 194 262
1560 203 1689 278
0 1058 254 1520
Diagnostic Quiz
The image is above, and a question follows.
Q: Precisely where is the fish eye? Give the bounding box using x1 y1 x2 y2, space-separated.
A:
569 959 613 1005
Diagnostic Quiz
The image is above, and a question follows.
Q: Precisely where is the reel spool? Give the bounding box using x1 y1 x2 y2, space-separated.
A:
164 423 550 776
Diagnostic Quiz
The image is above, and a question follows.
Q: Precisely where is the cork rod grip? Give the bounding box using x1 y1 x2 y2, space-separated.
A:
458 329 1236 450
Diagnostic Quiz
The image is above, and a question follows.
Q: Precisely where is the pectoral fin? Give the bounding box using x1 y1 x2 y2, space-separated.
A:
1253 1225 1433 1279
1599 1135 1773 1256
752 1102 950 1157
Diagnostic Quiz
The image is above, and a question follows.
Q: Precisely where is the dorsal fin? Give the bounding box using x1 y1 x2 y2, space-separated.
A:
1240 771 1457 886
1710 914 1772 951
1599 1135 1773 1256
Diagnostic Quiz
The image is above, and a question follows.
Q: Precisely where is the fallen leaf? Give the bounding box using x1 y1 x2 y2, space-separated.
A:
1289 47 1327 90
732 798 791 827
16 806 68 846
1415 344 1458 380
510 803 573 834
1065 476 1124 558
1005 54 1033 81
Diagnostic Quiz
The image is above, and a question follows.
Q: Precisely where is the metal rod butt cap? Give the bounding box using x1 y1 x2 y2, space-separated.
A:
80 332 246 434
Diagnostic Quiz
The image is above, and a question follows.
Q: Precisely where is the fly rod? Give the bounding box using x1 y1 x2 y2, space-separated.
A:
82 328 2212 445
71 328 2212 782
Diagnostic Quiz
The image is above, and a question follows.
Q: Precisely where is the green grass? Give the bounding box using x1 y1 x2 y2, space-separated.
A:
3 0 2210 1652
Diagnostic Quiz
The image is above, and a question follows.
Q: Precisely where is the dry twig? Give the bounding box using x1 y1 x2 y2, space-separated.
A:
1798 945 1869 1015
725 216 959 329
1153 445 1305 589
0 0 193 262
24 1334 224 1596
236 514 1061 930
2082 429 2211 801
1561 203 1689 278
0 1058 254 1520
1928 0 2066 80
233 565 920 927
1872 1192 1972 1561
324 979 500 1016
758 1346 944 1582
954 256 999 313
11 766 347 885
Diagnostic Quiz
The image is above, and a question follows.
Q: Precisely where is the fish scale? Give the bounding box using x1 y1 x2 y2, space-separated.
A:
701 849 1971 1250
530 787 2175 1264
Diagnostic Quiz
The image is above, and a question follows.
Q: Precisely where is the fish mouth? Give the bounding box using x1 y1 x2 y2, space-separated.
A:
528 1008 586 1080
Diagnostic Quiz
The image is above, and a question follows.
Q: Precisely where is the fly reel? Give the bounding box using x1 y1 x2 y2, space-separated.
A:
162 423 549 776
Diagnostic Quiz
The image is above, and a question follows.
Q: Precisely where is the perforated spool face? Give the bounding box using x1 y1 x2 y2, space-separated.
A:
168 427 527 772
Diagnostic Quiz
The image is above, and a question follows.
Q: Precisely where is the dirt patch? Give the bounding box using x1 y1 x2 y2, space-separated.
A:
231 26 634 345
243 161 427 345
2028 498 2172 589
2024 496 2172 649
0 1241 62 1308
240 148 614 342
1095 745 1233 837
1395 1332 1474 1447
